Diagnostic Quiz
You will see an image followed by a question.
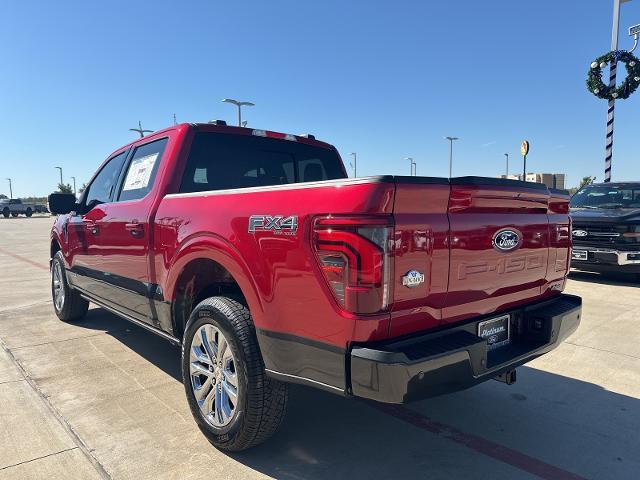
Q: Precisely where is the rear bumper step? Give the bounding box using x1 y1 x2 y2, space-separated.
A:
350 294 581 403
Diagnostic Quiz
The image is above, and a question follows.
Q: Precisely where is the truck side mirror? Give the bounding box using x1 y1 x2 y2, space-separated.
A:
48 193 77 214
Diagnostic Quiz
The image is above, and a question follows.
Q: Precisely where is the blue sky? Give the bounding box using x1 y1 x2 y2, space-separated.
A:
1 0 639 197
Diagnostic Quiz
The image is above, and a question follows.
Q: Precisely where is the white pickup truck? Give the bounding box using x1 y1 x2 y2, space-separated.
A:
1 198 37 217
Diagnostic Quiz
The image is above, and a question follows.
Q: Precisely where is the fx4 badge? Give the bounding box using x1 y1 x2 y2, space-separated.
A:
402 270 425 288
248 215 298 235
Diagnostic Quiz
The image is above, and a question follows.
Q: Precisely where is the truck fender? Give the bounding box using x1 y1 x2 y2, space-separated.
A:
163 232 265 324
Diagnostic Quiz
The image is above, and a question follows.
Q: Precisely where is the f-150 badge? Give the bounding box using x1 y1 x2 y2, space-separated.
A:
402 270 425 288
248 215 298 235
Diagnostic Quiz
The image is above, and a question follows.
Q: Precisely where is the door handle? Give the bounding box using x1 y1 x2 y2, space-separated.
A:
83 220 99 235
125 222 144 237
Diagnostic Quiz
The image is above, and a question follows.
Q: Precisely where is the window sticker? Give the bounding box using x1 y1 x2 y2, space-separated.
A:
122 153 158 191
194 167 208 184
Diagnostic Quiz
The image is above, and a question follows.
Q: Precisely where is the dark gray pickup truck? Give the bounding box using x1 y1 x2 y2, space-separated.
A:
570 182 640 279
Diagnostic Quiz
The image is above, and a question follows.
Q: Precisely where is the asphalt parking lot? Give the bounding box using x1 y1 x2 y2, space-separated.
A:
0 217 638 480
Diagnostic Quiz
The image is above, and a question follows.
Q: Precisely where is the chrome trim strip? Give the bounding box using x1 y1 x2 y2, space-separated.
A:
572 248 640 265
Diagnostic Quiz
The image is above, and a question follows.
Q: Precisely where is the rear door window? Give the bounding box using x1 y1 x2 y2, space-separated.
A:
179 132 345 193
118 138 168 201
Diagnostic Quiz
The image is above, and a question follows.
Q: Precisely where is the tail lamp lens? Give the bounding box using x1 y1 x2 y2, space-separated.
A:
313 217 392 314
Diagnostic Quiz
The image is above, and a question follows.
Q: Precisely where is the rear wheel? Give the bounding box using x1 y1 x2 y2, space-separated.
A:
182 297 288 451
51 251 89 321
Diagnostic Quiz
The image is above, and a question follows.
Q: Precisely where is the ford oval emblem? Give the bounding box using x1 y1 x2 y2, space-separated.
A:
572 229 588 237
492 229 521 252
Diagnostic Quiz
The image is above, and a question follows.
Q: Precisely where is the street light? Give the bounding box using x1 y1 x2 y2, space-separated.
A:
604 0 635 182
504 153 509 176
71 176 77 196
55 166 63 185
350 152 357 177
405 157 416 176
445 137 460 179
130 121 152 138
6 178 12 199
222 98 255 127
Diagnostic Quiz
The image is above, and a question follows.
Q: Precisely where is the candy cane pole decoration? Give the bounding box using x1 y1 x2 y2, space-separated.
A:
605 59 616 183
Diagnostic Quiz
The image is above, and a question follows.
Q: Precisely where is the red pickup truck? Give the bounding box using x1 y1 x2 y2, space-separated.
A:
48 122 581 451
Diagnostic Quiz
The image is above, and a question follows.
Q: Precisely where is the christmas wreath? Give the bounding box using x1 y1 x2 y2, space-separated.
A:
586 50 640 101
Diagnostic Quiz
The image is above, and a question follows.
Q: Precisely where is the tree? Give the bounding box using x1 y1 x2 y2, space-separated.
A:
0 194 7 199
579 176 596 189
78 182 88 194
57 182 73 194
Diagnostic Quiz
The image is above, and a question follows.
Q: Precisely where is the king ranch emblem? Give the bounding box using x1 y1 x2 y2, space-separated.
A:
492 229 521 253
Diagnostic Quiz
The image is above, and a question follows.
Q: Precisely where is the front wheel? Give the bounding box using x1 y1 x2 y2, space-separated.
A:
2 208 8 218
25 208 32 217
51 251 89 321
182 297 288 451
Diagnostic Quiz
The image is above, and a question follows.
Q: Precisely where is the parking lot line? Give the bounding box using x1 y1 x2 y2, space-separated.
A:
0 246 49 271
369 402 588 480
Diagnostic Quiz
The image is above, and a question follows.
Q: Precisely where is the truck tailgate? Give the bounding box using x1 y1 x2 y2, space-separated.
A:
443 178 552 324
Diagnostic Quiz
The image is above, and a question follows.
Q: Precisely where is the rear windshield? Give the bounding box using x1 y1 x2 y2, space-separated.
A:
179 132 346 193
570 185 640 209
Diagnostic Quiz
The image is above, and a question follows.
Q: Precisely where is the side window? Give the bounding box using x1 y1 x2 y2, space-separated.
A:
84 151 128 208
118 138 168 201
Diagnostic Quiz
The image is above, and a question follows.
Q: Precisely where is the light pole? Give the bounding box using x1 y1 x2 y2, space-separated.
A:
55 166 63 185
71 176 77 196
504 153 509 176
350 152 357 177
6 178 12 199
405 157 416 176
222 98 255 127
130 121 153 138
445 136 459 179
604 0 634 182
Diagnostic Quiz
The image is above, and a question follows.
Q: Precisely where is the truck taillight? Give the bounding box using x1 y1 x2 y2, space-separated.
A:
313 216 392 314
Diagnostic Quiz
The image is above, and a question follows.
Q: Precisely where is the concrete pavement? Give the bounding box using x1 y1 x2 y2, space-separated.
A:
1 216 639 479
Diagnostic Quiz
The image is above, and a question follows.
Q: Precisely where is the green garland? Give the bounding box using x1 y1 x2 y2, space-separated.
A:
586 50 640 101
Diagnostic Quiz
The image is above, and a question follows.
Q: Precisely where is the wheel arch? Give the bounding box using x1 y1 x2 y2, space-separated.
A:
165 234 264 339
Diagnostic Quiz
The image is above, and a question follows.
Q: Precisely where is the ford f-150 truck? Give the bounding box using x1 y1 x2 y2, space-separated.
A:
48 122 582 451
570 182 640 279
1 198 36 217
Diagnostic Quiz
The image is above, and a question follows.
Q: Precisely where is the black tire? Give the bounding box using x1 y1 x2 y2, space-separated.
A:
182 297 288 451
2 208 8 218
51 251 89 322
25 208 32 217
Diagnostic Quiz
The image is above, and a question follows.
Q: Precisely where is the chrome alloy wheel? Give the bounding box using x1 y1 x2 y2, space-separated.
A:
189 324 239 427
52 262 65 311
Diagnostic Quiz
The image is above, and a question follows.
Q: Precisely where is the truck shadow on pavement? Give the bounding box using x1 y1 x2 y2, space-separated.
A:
81 307 638 480
569 270 639 288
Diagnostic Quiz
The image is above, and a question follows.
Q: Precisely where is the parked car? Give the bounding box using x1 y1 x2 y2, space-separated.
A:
48 122 581 451
570 182 640 279
34 204 49 214
0 198 36 217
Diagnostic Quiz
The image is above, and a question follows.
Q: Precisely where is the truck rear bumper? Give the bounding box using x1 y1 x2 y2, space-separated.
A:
350 294 581 404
